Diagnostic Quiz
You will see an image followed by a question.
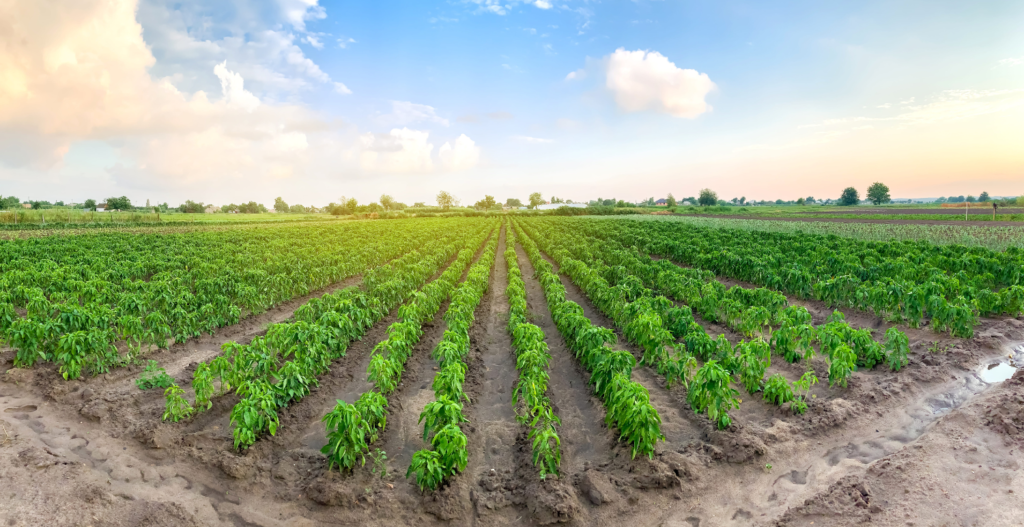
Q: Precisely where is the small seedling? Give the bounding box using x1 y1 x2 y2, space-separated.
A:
370 448 389 479
927 341 950 354
764 463 773 472
136 360 174 390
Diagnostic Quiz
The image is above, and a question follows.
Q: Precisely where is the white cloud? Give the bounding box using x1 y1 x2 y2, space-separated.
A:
333 82 352 95
439 134 480 170
382 101 450 127
534 1 552 9
358 128 435 173
996 57 1023 67
278 0 326 31
136 0 336 100
214 61 261 112
805 89 1024 130
303 34 324 49
337 37 356 49
512 135 553 144
604 48 715 118
565 69 585 81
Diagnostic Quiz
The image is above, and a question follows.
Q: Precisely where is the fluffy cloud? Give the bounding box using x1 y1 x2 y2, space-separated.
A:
358 128 435 173
214 61 260 112
439 134 481 170
604 48 715 118
0 0 479 198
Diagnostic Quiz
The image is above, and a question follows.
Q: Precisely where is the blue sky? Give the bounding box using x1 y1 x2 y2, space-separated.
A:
1 0 1022 207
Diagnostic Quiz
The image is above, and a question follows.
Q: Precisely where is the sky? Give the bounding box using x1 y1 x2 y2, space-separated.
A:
1 0 1023 207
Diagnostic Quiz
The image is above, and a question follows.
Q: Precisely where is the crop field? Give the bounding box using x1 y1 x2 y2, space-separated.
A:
1 215 1022 526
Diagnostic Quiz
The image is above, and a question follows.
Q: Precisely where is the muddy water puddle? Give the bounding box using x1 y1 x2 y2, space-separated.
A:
826 344 1023 467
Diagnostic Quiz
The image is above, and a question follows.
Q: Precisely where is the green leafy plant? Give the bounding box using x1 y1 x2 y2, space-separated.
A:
790 370 819 414
884 327 910 371
370 448 389 479
137 360 174 390
162 384 194 422
688 360 741 429
761 374 793 406
192 362 215 410
406 450 444 492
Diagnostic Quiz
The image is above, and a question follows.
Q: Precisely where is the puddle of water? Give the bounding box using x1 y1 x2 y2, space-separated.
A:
979 362 1017 384
825 346 1022 467
4 405 37 413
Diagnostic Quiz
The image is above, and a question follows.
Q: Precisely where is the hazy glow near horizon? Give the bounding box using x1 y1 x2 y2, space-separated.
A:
0 0 1022 206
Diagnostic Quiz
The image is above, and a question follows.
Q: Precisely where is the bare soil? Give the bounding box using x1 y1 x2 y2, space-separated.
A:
2 238 1024 526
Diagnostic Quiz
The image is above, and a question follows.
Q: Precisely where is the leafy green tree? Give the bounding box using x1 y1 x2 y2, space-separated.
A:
437 190 457 210
0 195 21 209
528 192 544 209
474 195 497 210
866 182 890 205
666 194 677 207
966 195 976 203
380 194 396 211
31 201 42 210
505 198 523 207
106 196 132 210
289 204 306 213
979 191 990 202
274 197 288 212
805 196 815 204
839 187 859 206
796 197 805 205
697 188 718 207
1017 196 1024 207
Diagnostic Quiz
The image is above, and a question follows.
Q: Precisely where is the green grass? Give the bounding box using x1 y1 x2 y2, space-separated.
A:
595 214 1024 251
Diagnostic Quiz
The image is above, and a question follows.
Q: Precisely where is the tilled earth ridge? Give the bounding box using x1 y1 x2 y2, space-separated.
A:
1 236 1023 526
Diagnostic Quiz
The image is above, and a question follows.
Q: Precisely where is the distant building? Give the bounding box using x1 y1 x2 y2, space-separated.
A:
204 205 217 214
655 199 669 205
535 203 587 210
21 203 32 209
96 203 108 212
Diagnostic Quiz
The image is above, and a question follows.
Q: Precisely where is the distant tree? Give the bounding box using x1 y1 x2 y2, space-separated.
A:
380 194 396 211
796 197 806 205
1017 196 1024 207
966 195 977 203
602 198 616 207
55 201 64 207
367 202 381 213
979 191 990 202
289 204 306 213
178 200 205 213
528 192 544 209
613 199 625 208
437 190 457 210
106 196 132 210
274 197 289 213
413 202 426 207
505 198 523 208
474 195 498 210
839 187 860 206
805 196 815 204
697 188 718 207
866 182 891 205
667 194 677 207
221 204 236 213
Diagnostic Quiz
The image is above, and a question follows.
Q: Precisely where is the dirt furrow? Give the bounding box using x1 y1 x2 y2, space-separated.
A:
512 241 614 472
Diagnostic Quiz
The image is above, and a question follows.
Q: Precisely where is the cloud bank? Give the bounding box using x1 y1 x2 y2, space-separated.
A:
604 48 715 118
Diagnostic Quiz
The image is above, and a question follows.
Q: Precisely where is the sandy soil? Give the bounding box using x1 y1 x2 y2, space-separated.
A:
2 232 1023 526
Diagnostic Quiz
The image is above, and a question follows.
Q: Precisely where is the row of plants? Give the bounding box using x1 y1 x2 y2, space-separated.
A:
504 223 562 479
406 224 501 491
511 220 665 458
1 220 478 378
564 218 1024 337
160 221 496 451
518 219 910 428
320 227 492 472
